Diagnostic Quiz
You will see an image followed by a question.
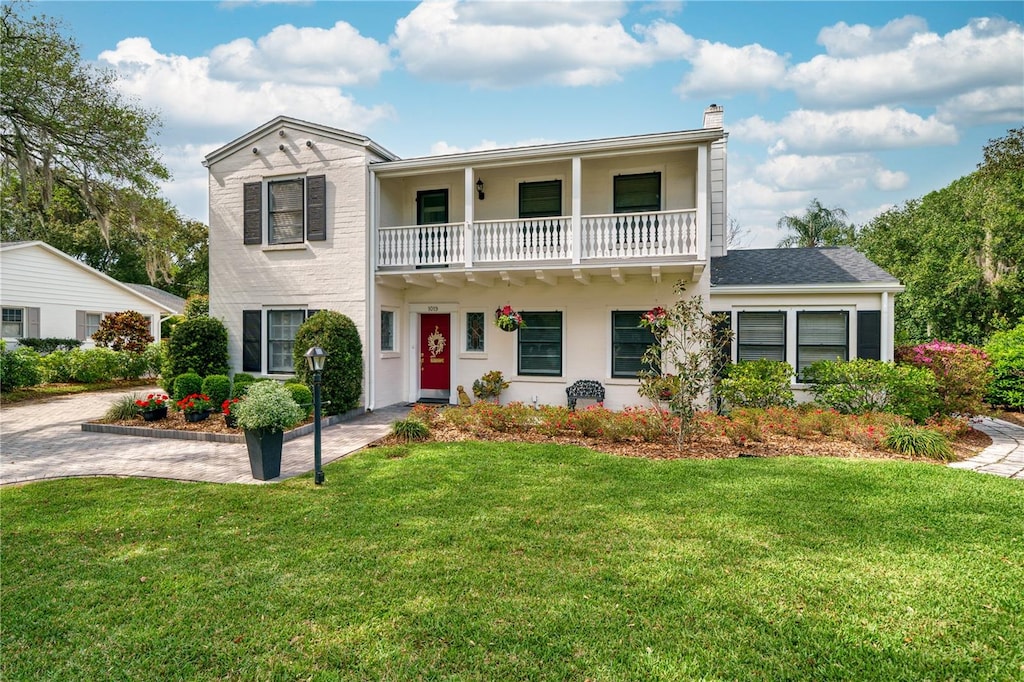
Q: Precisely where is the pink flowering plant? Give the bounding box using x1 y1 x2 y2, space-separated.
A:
642 306 668 330
494 305 525 331
896 340 991 415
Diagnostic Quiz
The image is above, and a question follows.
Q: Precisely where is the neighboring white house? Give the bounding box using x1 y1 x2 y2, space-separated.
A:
0 241 175 346
204 106 903 410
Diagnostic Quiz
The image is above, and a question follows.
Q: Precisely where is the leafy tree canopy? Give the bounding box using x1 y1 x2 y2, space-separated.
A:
776 198 855 248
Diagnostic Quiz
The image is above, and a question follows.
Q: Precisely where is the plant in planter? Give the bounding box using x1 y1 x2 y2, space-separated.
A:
233 381 304 480
494 305 525 332
221 397 242 428
135 393 170 421
472 370 510 403
176 393 213 422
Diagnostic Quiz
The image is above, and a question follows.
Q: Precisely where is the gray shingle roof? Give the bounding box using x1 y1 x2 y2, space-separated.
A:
711 247 900 287
124 284 186 315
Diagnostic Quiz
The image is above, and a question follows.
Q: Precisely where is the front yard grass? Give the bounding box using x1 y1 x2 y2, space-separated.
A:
3 442 1022 680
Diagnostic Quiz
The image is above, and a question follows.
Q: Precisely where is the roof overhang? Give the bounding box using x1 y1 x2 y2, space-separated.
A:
710 282 905 296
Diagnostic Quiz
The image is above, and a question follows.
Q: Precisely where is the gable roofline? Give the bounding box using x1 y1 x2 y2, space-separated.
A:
0 241 176 314
370 127 727 175
203 115 400 167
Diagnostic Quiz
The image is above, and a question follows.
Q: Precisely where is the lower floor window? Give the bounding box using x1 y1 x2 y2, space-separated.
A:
737 312 786 362
465 311 485 352
84 313 103 339
518 311 562 376
797 311 849 378
268 310 305 373
611 310 658 378
381 309 395 352
2 308 24 337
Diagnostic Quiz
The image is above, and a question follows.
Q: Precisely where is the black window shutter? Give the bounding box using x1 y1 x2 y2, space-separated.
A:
306 175 327 241
857 311 882 360
243 182 262 244
306 309 320 319
242 310 262 372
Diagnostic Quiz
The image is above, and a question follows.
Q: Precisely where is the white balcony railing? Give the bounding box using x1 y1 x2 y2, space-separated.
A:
375 209 698 270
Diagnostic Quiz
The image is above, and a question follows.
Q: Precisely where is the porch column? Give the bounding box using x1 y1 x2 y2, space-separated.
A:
571 156 582 265
696 145 708 262
881 291 891 361
465 167 475 268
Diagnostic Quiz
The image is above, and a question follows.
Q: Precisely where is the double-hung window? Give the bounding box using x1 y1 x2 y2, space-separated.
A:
737 312 786 362
519 180 562 218
611 311 658 378
797 311 849 379
518 311 562 376
267 310 306 373
243 175 326 245
2 308 24 338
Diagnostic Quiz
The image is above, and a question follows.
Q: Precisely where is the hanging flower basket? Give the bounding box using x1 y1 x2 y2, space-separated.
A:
494 305 525 332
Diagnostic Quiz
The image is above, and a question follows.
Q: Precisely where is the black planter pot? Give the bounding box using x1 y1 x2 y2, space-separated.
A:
141 406 168 421
184 410 210 423
245 429 284 480
224 413 238 428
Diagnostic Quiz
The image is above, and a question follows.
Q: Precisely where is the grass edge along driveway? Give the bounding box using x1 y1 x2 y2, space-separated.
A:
3 442 1022 681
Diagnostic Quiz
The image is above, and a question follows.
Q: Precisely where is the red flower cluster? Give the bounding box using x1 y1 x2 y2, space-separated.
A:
643 306 668 325
135 393 168 411
222 397 241 416
494 305 524 330
177 393 212 413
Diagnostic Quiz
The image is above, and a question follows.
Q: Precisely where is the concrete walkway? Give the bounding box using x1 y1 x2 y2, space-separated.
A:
949 417 1024 479
0 387 408 486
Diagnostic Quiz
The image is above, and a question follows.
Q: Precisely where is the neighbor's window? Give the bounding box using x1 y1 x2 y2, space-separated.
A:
611 310 658 378
2 308 24 337
737 312 786 362
465 312 485 352
518 311 562 376
519 180 562 218
797 311 849 379
381 310 395 352
268 178 304 245
267 309 305 373
84 313 103 339
613 172 661 213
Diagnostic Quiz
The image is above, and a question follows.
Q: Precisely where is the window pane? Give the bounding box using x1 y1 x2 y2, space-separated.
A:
612 311 658 378
2 308 23 337
614 173 660 213
85 313 103 337
798 311 848 377
466 312 485 352
269 179 304 244
418 189 448 225
381 310 394 352
268 310 304 373
518 311 562 376
737 312 786 363
519 180 562 218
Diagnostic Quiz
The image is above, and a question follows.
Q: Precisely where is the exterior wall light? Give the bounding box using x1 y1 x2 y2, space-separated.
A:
476 178 485 200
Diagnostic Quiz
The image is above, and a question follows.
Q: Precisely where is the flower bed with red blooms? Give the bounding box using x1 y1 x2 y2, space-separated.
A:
176 393 213 414
135 393 169 411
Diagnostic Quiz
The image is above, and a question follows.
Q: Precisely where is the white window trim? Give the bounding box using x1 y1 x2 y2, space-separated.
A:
1 306 25 339
515 308 565 379
264 306 307 376
609 164 667 213
380 307 399 358
461 310 488 358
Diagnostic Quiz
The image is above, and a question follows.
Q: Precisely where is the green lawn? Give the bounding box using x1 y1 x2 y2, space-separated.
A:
2 443 1022 681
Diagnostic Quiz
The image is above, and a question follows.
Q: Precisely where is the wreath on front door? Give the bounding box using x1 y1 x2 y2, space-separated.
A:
427 325 446 357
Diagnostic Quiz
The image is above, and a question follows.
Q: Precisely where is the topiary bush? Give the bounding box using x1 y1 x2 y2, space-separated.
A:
985 324 1024 409
804 358 940 423
201 374 232 408
164 316 229 393
285 382 314 418
231 372 256 398
896 341 991 416
0 344 42 392
92 310 154 354
716 359 795 409
172 371 203 402
292 310 363 415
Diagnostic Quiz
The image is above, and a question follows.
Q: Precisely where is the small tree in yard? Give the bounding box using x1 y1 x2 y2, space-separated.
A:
638 281 733 444
92 310 153 353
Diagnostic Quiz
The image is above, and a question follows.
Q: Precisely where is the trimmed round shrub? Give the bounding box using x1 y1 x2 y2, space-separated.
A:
164 316 229 391
985 324 1024 409
804 358 940 423
172 372 203 402
231 372 256 398
68 348 121 383
292 310 363 415
0 346 42 391
201 374 232 408
717 359 795 409
285 382 314 418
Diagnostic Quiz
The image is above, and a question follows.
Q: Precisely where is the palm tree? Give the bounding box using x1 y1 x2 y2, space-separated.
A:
776 198 854 248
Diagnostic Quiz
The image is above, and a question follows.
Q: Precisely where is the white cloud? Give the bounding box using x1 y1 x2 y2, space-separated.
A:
788 17 1024 107
675 40 787 98
937 85 1024 125
391 0 690 88
156 143 217 222
98 38 394 142
817 15 929 57
755 153 908 192
733 107 958 154
428 137 554 156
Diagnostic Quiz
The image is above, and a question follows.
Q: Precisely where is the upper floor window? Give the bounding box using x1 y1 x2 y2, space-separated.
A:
2 308 24 338
611 311 658 378
519 180 562 218
614 172 661 213
243 175 326 245
737 312 786 362
417 189 449 225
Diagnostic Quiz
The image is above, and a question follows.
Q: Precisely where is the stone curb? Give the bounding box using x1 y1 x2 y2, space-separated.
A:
81 411 355 444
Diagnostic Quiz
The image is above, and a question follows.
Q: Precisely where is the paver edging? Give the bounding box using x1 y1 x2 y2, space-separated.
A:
82 413 349 444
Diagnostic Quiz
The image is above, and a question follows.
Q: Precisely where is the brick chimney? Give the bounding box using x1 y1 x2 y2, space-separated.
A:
703 103 724 129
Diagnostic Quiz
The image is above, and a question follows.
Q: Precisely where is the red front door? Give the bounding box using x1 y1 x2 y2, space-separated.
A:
420 313 451 397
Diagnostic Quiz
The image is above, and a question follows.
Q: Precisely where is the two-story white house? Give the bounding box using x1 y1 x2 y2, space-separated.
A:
205 105 902 411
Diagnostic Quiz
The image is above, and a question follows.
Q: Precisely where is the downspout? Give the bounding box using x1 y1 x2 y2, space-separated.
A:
366 166 377 412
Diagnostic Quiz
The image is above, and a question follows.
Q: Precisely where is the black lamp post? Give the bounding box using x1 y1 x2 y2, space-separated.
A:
304 346 328 485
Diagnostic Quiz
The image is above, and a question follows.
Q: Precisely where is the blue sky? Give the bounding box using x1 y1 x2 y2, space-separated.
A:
38 0 1024 247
